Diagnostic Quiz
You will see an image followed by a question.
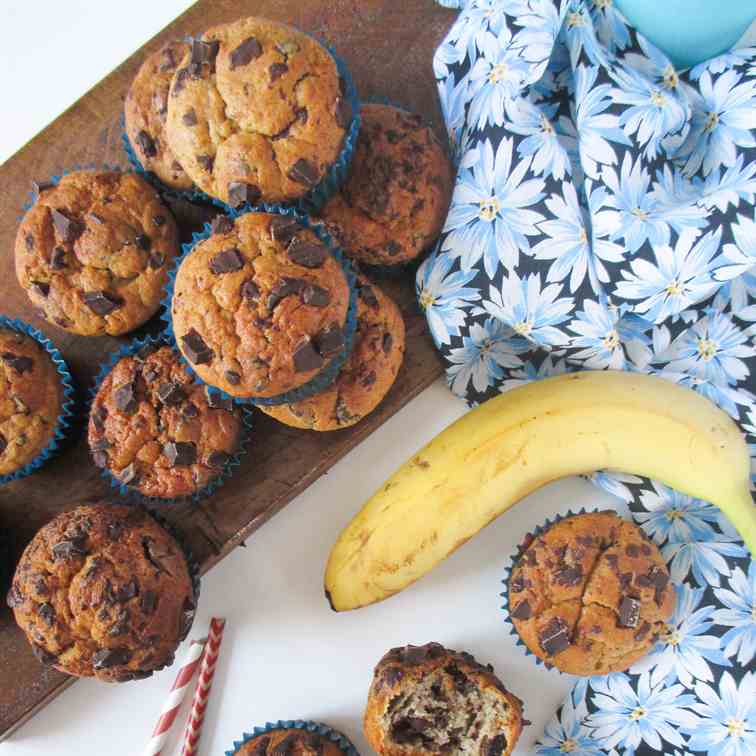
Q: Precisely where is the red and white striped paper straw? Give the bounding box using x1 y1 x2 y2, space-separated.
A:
142 638 206 756
180 617 227 756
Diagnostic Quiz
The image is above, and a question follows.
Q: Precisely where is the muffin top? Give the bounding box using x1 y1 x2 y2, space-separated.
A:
7 503 196 682
508 512 675 676
172 212 351 399
235 729 345 756
124 40 194 191
88 344 243 499
319 104 453 266
260 275 404 430
165 17 352 206
0 328 63 477
15 171 179 336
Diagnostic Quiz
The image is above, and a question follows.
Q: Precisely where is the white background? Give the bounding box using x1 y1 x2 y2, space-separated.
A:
2 3 741 756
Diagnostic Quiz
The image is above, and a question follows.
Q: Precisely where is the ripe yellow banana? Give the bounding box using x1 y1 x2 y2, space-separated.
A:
325 370 756 611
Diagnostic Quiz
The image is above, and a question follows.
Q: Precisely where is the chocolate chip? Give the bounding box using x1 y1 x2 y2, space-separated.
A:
116 579 139 603
32 179 55 196
136 130 157 158
119 463 138 486
164 441 197 466
605 553 619 571
288 237 327 268
209 248 244 274
211 215 234 235
619 572 634 590
382 332 394 353
140 591 158 614
511 600 532 620
157 382 186 406
182 108 198 126
208 450 231 468
240 279 260 302
35 602 55 628
197 154 214 172
31 644 58 666
230 36 262 69
114 382 138 413
2 353 34 374
50 246 66 269
634 621 651 640
296 283 329 308
224 370 240 386
135 233 151 251
649 567 669 605
335 97 351 129
92 451 108 468
82 290 122 316
108 609 131 637
539 616 570 656
92 647 132 670
52 535 88 561
51 208 84 242
287 158 319 187
227 182 261 208
181 329 214 365
268 277 304 310
268 62 288 82
30 281 50 298
618 595 641 628
626 543 640 558
314 324 344 357
6 586 22 608
293 339 324 373
153 215 166 227
358 284 378 308
270 216 299 244
92 404 108 431
555 564 583 586
148 252 165 269
172 66 190 95
190 37 219 66
386 240 401 256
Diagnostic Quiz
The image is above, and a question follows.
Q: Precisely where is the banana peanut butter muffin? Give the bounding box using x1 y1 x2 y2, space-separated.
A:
0 328 64 477
7 502 196 682
125 40 194 191
88 343 243 499
507 512 675 675
364 642 524 756
233 728 347 756
319 104 453 266
260 275 404 430
15 171 180 336
172 212 352 400
165 18 353 207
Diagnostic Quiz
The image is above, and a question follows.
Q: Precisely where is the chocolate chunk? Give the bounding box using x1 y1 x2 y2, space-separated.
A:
250 736 270 756
190 37 220 66
32 644 58 666
36 602 55 627
224 370 240 386
230 36 262 69
287 158 319 187
164 441 197 466
52 535 88 561
2 353 34 374
240 279 260 302
209 248 244 274
149 252 165 269
272 733 299 755
157 382 186 406
140 591 158 614
92 647 132 670
181 329 214 365
182 108 198 126
136 130 157 158
382 332 393 353
211 215 234 235
555 564 583 586
114 382 137 413
197 154 214 172
539 616 570 656
108 609 131 637
32 179 55 196
619 572 634 590
91 438 111 451
510 573 526 593
618 595 641 628
92 404 108 431
6 585 22 608
116 579 139 603
50 246 66 269
51 208 84 242
626 543 640 558
267 277 304 310
269 216 299 245
227 181 261 208
135 233 151 251
31 281 50 297
153 215 166 227
92 451 109 468
314 324 344 357
301 284 331 307
358 284 378 307
119 463 138 486
268 62 288 82
649 567 669 605
382 666 404 687
605 553 619 571
208 450 231 468
172 67 190 95
335 96 352 129
82 290 122 316
634 621 651 640
362 370 377 387
635 573 652 588
288 237 327 268
386 240 401 256
293 339 324 373
24 233 34 251
511 600 532 620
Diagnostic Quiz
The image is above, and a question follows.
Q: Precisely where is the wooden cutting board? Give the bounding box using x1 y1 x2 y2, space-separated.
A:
0 0 455 740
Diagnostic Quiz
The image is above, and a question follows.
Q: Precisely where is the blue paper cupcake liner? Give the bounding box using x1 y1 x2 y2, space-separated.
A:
0 316 76 485
225 720 360 756
89 334 253 506
123 45 360 216
161 204 358 407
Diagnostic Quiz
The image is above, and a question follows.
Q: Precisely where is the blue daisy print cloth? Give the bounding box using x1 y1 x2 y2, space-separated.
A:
421 1 756 754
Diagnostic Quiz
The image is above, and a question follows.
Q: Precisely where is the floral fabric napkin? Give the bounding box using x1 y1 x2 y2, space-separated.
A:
419 1 756 754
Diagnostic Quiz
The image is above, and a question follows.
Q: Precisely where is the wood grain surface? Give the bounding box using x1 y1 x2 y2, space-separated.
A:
0 0 455 740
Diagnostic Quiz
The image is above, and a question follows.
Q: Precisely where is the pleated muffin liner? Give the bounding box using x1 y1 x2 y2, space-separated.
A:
89 334 253 506
500 507 598 674
225 719 360 756
161 204 358 407
0 316 76 485
123 44 361 215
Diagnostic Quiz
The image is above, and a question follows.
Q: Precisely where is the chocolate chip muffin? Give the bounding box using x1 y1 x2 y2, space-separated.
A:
88 343 244 499
260 275 404 430
234 728 346 756
165 18 353 207
319 104 453 266
364 643 524 756
0 328 64 477
125 40 194 191
172 212 352 400
507 512 675 676
15 171 180 336
7 502 196 682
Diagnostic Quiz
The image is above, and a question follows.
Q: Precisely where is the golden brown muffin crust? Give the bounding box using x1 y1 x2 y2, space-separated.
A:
7 503 195 682
88 345 243 499
124 40 194 191
509 512 675 676
165 18 351 206
172 213 350 398
15 171 180 336
236 729 345 756
0 329 63 476
260 275 404 430
320 104 453 266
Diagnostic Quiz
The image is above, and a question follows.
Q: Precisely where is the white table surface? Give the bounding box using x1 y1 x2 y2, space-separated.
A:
1 2 627 755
